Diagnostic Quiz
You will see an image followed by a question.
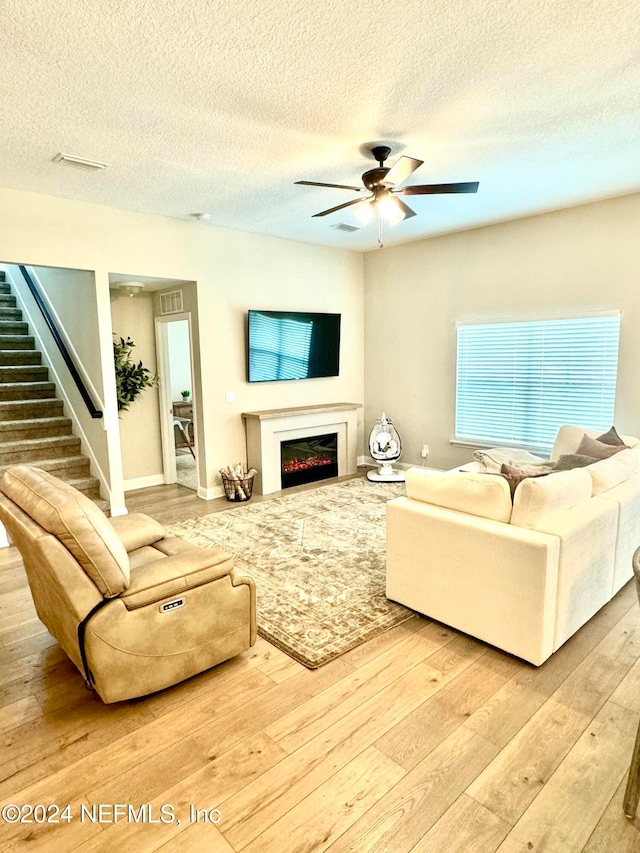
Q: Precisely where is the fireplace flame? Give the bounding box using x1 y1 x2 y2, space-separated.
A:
282 456 334 473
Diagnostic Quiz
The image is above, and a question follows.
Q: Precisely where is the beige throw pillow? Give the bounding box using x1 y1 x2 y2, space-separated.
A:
576 433 627 459
553 453 597 470
596 426 626 446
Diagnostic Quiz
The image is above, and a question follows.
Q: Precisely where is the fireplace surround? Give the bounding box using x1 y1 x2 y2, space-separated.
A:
242 403 361 495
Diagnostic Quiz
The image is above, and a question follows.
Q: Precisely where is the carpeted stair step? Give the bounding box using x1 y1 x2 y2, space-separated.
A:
0 453 90 481
0 350 41 366
0 274 105 508
0 365 48 383
0 320 29 336
0 335 36 350
0 382 56 401
0 308 22 321
66 476 104 503
0 398 64 421
0 434 81 465
0 417 73 442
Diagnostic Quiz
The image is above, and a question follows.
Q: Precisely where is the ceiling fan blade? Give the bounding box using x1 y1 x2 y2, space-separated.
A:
400 181 479 195
393 197 417 220
312 198 366 217
295 180 365 192
383 156 424 188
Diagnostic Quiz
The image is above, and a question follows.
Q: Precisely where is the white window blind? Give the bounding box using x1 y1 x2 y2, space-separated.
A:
455 312 621 452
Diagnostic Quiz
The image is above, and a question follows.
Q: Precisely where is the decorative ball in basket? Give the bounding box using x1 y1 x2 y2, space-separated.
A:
220 464 257 502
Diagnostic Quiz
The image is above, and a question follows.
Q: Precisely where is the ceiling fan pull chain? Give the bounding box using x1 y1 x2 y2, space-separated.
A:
378 216 384 249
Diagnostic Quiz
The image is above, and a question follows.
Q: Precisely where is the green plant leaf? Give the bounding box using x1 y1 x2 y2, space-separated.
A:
113 334 158 411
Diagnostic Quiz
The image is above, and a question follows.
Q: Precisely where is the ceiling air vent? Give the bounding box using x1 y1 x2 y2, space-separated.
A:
160 290 184 315
330 223 361 232
52 152 110 171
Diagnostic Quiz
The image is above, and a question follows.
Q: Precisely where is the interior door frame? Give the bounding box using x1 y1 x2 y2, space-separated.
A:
154 312 197 486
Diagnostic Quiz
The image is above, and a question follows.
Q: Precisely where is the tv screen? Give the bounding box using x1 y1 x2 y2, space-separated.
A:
247 310 341 382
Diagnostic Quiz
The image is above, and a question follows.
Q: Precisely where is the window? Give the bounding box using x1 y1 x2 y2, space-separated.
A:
455 312 621 453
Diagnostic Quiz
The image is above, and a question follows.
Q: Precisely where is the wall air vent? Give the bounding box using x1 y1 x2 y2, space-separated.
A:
52 152 110 171
330 223 361 232
160 290 184 315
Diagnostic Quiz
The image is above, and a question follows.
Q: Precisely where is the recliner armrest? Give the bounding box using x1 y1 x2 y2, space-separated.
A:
109 513 165 552
121 547 234 609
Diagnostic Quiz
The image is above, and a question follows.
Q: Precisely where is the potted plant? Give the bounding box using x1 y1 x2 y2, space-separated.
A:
113 335 158 412
181 390 191 401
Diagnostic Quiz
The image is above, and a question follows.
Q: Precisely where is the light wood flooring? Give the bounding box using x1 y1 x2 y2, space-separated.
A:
1 478 640 852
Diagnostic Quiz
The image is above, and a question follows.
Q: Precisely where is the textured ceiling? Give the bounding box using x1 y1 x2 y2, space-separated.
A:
1 0 638 251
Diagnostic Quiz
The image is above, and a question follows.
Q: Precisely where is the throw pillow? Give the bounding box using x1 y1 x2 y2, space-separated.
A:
553 453 598 471
576 433 627 460
500 461 556 497
596 426 626 446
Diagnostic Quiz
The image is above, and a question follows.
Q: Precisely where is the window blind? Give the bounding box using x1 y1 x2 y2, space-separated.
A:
455 313 621 452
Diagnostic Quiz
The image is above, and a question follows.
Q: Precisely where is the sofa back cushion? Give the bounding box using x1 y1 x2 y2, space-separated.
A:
510 468 592 528
585 448 640 495
0 466 129 596
405 468 512 523
551 425 639 461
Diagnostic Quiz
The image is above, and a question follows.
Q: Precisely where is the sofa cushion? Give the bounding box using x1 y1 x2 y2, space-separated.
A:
576 433 627 459
0 466 129 596
405 468 512 522
510 468 592 528
109 513 165 552
585 448 640 495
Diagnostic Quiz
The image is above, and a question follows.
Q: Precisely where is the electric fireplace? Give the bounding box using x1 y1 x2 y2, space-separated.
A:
280 432 338 489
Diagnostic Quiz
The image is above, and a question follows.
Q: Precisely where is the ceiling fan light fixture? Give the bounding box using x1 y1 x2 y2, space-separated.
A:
377 194 405 226
355 200 375 225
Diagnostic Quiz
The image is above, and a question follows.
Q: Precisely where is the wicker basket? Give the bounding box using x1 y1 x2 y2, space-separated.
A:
221 471 255 502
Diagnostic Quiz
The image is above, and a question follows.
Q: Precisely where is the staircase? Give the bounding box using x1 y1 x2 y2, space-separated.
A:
0 272 102 500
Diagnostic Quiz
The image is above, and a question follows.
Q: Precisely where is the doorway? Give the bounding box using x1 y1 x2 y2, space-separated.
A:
155 314 197 490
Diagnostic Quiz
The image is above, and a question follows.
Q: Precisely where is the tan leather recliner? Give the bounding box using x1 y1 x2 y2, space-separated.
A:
0 465 256 703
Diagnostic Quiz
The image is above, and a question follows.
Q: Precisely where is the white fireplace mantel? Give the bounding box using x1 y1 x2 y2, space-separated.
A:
242 403 361 495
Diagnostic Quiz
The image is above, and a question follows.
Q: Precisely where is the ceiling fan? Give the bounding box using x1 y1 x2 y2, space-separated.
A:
295 145 479 226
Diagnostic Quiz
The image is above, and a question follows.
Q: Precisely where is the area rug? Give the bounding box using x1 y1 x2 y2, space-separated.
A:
165 478 413 667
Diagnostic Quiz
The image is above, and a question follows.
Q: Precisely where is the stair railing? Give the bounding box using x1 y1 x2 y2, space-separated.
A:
17 265 103 419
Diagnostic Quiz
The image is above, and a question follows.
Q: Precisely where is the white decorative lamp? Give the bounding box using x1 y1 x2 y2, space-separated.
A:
367 412 405 482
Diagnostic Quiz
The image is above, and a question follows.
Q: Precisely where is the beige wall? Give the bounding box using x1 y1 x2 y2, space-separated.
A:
364 192 640 471
111 293 163 485
0 187 364 500
30 265 105 397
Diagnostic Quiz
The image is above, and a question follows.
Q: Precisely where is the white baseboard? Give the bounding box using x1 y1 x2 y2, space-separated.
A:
124 474 166 492
198 485 225 500
359 456 413 471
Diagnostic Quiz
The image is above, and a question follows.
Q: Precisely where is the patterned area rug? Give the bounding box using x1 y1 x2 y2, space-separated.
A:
165 478 413 667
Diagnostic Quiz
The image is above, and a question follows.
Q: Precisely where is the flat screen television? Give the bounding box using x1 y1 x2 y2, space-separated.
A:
247 310 341 382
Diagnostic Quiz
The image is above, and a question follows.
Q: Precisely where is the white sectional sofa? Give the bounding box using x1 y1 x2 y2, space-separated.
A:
386 425 640 665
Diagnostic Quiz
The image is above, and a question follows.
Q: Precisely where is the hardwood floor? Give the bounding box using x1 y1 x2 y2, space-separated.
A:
1 479 640 851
